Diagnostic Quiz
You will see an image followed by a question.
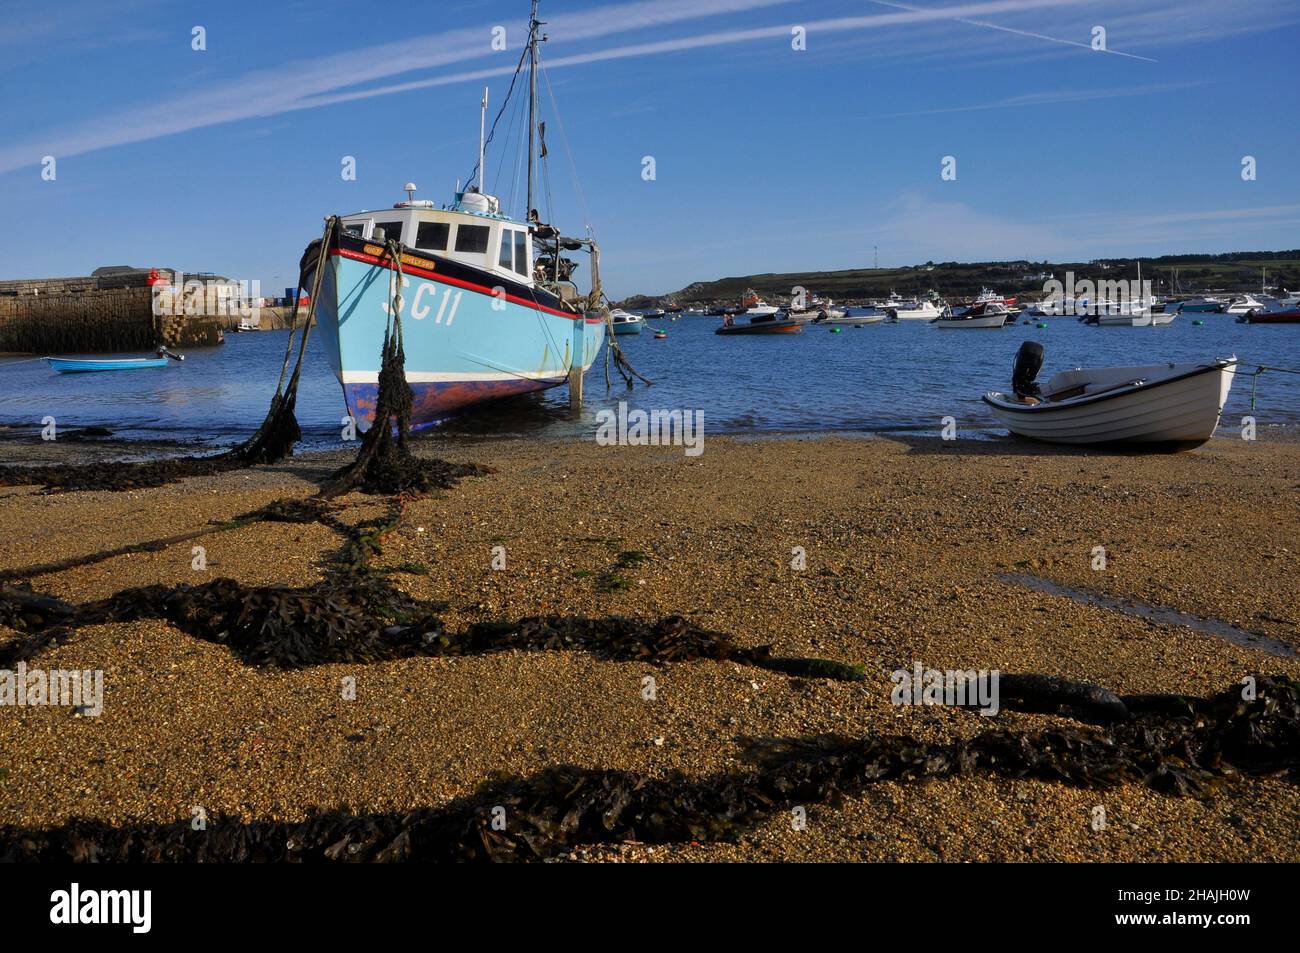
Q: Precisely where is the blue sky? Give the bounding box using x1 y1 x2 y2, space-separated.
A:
1 0 1298 297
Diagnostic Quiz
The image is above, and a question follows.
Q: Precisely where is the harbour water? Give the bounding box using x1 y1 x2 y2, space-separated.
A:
1 315 1298 451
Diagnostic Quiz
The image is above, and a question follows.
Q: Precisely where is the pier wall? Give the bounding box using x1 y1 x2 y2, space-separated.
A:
0 276 225 354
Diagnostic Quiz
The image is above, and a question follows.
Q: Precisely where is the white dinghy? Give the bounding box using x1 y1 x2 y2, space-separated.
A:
983 342 1237 448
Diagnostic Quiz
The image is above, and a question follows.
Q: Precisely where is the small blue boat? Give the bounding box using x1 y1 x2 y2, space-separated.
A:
45 356 170 373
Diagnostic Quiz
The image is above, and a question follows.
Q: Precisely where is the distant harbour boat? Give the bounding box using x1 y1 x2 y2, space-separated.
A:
820 306 885 326
1175 296 1225 313
1236 303 1300 324
716 311 802 335
45 355 170 373
1225 294 1267 316
610 309 645 335
932 302 1009 328
739 288 780 318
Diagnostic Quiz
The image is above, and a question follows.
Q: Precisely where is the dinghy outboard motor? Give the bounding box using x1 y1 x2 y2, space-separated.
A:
1011 340 1043 398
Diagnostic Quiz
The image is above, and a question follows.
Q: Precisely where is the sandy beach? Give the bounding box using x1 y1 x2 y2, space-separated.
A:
0 431 1297 862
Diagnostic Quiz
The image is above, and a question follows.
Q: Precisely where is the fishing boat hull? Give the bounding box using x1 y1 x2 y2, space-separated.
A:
45 357 169 373
313 231 606 431
983 359 1237 448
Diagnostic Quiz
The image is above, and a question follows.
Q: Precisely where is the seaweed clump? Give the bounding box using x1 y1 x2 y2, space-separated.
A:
0 457 242 493
3 675 1297 862
0 577 865 680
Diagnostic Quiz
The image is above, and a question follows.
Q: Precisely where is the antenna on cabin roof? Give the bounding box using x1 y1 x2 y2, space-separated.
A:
479 86 489 194
404 182 418 203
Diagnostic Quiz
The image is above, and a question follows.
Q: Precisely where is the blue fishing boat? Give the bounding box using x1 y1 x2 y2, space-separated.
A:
45 356 169 373
307 0 607 432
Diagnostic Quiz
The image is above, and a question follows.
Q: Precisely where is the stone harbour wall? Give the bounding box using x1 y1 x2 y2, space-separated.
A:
0 281 225 354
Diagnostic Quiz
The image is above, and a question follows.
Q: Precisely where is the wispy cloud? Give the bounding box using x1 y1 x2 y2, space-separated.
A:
0 0 1103 175
865 0 1157 61
853 81 1207 120
0 0 789 175
2 0 1290 175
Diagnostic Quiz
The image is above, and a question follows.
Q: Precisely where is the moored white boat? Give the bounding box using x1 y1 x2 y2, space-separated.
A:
1226 294 1266 316
932 302 1009 328
983 343 1237 448
820 306 885 326
610 309 645 335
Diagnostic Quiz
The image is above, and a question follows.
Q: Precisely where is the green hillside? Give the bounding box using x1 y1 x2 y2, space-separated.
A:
618 251 1300 308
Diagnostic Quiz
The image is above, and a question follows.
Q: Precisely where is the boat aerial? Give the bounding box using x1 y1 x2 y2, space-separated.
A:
307 1 606 431
932 302 1010 328
609 309 645 335
983 342 1237 448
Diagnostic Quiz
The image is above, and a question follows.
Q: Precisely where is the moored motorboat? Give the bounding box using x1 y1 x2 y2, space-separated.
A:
610 309 645 335
1176 295 1225 313
738 289 779 318
1237 305 1300 324
715 311 802 335
983 342 1237 448
1226 294 1267 316
820 306 885 326
932 302 1009 328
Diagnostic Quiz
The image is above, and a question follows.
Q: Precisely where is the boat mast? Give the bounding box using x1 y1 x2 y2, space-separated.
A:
526 0 541 219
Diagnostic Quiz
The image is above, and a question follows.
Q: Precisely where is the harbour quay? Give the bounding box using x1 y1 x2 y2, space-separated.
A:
0 266 244 354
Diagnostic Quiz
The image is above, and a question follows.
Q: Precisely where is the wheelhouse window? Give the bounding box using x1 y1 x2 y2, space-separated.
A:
498 230 514 270
375 221 403 242
415 221 450 251
454 224 490 254
513 231 529 277
343 220 368 237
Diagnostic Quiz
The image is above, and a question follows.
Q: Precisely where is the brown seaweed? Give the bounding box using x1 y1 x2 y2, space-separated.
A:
2 675 1295 862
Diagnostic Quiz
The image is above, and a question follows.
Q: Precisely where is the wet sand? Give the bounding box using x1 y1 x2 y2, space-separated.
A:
0 432 1297 861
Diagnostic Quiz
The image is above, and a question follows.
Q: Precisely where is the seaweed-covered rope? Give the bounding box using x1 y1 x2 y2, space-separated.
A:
226 216 338 464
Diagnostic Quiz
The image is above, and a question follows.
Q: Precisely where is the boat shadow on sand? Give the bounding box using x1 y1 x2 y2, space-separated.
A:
882 431 1224 457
